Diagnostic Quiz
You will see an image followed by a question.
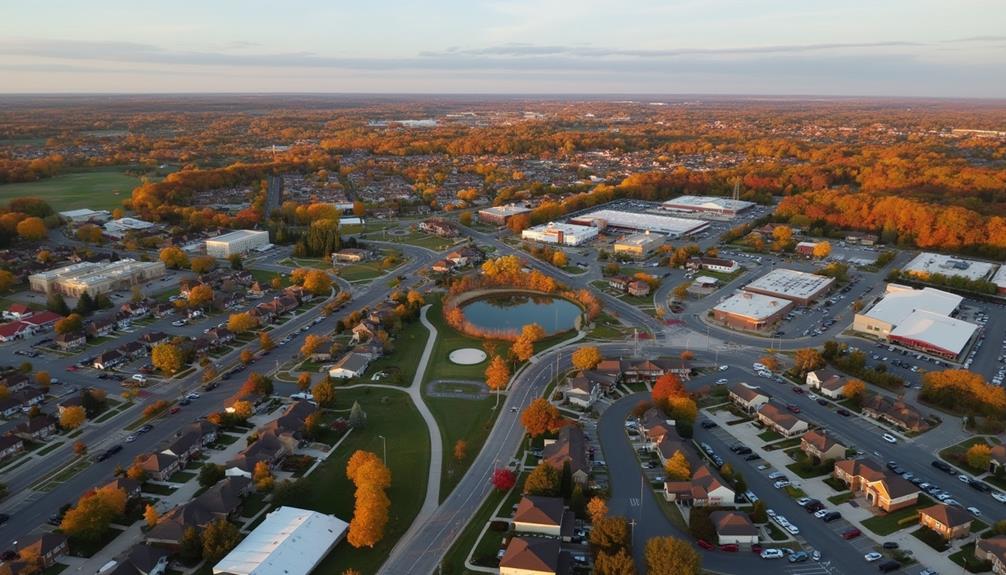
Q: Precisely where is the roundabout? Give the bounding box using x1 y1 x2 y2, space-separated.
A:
447 348 487 365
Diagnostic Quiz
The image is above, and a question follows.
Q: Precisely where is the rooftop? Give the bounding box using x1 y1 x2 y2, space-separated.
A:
661 195 755 212
889 309 978 356
206 229 270 243
570 209 708 236
860 284 963 326
614 231 665 246
744 268 834 299
991 265 1006 289
903 252 995 282
479 204 531 216
713 291 791 320
523 222 598 235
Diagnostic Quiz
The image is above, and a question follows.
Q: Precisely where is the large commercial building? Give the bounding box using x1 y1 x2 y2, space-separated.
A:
103 217 156 239
660 195 755 217
902 252 996 282
852 284 977 360
742 268 835 306
59 208 111 223
478 204 531 226
212 506 347 575
712 291 793 331
205 230 271 258
29 259 166 298
569 209 708 238
991 265 1006 295
521 222 599 246
613 231 665 258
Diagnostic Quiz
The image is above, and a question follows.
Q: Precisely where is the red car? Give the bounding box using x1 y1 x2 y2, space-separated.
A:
697 539 715 550
169 406 181 414
791 386 805 394
752 544 763 554
842 528 862 540
786 404 802 414
719 544 739 552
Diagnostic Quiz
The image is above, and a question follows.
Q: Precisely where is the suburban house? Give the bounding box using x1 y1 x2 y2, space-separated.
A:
108 544 170 575
87 316 116 338
0 386 45 417
328 351 372 379
627 280 651 297
639 408 677 448
989 445 1006 474
687 256 740 274
55 331 86 350
541 426 589 485
756 403 809 437
977 536 1006 575
805 369 846 399
800 430 847 463
663 465 734 507
137 452 181 481
146 477 251 547
709 511 759 545
93 350 125 370
3 304 34 321
14 414 58 441
833 458 920 512
0 320 35 342
225 432 289 478
418 218 458 238
654 431 694 468
620 359 682 383
0 434 25 460
861 394 928 433
607 276 631 292
100 478 143 500
513 496 574 540
16 533 68 568
918 503 972 539
431 259 453 274
728 383 769 413
564 374 600 408
499 537 564 575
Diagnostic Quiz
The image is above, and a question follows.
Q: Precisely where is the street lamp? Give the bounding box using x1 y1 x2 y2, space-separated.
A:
378 435 387 465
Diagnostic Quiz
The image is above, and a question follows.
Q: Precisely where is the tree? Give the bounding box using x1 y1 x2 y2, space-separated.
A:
571 346 603 371
301 334 328 358
453 439 467 462
34 371 51 388
0 270 15 293
144 504 160 528
74 292 95 315
843 378 867 405
491 468 517 491
595 548 637 575
73 441 87 456
241 372 273 396
179 527 203 563
667 397 698 426
199 463 226 487
126 464 148 482
301 269 333 295
253 460 275 492
589 516 631 554
645 536 701 575
60 405 86 430
159 246 190 269
551 250 568 267
239 349 254 364
812 241 832 259
228 254 243 270
54 313 83 335
459 211 472 226
227 311 259 334
190 256 216 274
187 284 214 308
793 348 824 373
258 331 275 351
346 450 391 548
16 217 47 241
587 496 609 524
230 400 254 421
520 398 563 437
524 463 560 496
311 380 336 407
664 450 691 481
47 292 69 315
967 443 992 471
750 500 768 523
759 355 781 372
771 225 793 251
60 485 127 542
521 323 546 343
297 372 312 391
484 355 510 392
349 401 367 429
651 373 685 408
688 507 716 543
202 518 241 562
152 343 186 375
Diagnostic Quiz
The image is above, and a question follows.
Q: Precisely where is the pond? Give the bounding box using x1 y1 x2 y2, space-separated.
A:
461 294 581 337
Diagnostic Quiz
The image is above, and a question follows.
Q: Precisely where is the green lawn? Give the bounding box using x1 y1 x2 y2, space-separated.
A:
939 437 1000 475
911 526 951 551
362 315 429 386
287 388 430 575
860 495 931 535
949 542 993 573
440 484 510 573
167 471 197 484
141 483 177 496
0 168 138 211
422 297 494 383
758 429 783 442
380 231 459 251
426 395 499 502
827 491 854 505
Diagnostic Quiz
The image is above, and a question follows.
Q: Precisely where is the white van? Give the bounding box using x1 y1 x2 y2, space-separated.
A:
98 561 118 575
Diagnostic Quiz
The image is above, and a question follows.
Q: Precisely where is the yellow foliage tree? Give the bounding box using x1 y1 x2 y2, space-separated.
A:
571 346 603 371
484 355 510 392
151 343 186 375
60 405 86 430
664 450 692 481
227 311 259 334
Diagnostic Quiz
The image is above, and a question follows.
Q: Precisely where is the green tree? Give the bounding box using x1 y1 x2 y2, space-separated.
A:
198 463 226 488
349 401 367 429
202 519 241 562
179 527 203 563
47 292 69 315
750 500 767 523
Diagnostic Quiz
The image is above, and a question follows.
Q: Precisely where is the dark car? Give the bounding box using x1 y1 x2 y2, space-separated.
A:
204 381 219 390
932 460 954 473
878 560 901 573
970 479 991 492
0 514 8 525
744 454 760 461
786 404 801 414
816 398 828 406
0 551 17 561
837 408 851 416
841 527 861 539
138 424 153 433
882 542 899 549
805 501 825 512
823 511 843 522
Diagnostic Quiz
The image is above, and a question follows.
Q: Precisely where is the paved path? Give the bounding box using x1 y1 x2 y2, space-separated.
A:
424 379 489 400
411 305 444 520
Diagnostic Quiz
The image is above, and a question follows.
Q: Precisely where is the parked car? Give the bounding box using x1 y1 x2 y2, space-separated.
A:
720 544 739 552
865 553 883 562
697 539 715 550
788 552 809 563
760 549 784 560
931 460 954 473
837 408 851 416
882 433 898 444
879 561 901 572
842 527 861 539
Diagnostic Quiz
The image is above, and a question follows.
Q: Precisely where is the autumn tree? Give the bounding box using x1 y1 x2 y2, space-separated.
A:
595 548 637 575
524 463 560 496
75 223 103 243
759 355 781 372
60 485 127 541
258 331 275 351
159 246 190 269
664 450 692 481
152 343 186 375
843 378 866 405
54 313 83 335
920 369 1006 415
520 398 564 437
491 468 517 491
0 270 15 293
667 396 698 426
199 463 226 487
311 380 336 407
187 284 214 308
510 335 535 362
645 536 701 575
301 334 328 357
144 504 160 528
241 372 273 397
552 250 568 267
812 241 832 259
202 518 241 562
73 441 88 456
453 439 468 462
771 225 793 251
227 311 259 334
967 443 992 471
651 373 685 410
571 346 603 371
590 516 631 555
60 405 86 430
190 256 216 274
346 450 392 548
587 496 609 524
16 217 47 241
179 527 203 563
239 349 254 364
484 354 510 392
793 348 824 373
253 460 275 492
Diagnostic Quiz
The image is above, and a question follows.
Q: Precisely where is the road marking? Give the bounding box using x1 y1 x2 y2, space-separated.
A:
629 498 640 507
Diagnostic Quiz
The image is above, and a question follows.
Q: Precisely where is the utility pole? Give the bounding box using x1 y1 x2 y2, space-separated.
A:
378 434 387 465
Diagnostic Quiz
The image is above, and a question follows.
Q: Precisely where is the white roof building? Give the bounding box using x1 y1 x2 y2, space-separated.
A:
853 284 977 359
991 265 1006 293
212 507 348 575
660 195 755 216
902 252 996 282
713 291 793 321
858 284 963 327
569 209 709 238
742 268 835 304
888 310 979 358
104 217 156 238
59 208 111 222
521 222 599 246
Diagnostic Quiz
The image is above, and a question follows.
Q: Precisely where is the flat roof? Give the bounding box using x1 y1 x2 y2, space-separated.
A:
744 268 835 299
661 195 755 212
523 222 597 235
890 309 978 356
206 229 270 243
479 204 531 216
903 252 995 282
713 291 792 320
614 232 665 247
861 284 963 326
571 209 708 236
59 208 108 218
212 506 347 575
991 265 1006 289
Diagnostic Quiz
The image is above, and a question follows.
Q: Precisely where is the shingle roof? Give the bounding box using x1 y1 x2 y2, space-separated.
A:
920 503 972 528
710 511 758 537
499 537 559 573
514 496 565 527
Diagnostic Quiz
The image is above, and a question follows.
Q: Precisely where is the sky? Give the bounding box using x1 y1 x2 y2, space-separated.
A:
1 0 1005 97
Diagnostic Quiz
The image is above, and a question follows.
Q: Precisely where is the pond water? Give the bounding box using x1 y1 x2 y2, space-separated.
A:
461 294 581 336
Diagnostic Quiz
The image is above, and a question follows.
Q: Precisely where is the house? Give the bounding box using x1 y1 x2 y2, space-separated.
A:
653 431 693 468
728 383 769 413
115 312 133 330
14 414 58 441
639 408 677 448
861 395 928 433
431 259 453 274
225 433 289 478
93 349 125 370
499 537 564 575
205 327 234 348
119 341 147 359
109 544 170 575
146 477 251 547
162 430 203 466
3 304 34 321
57 394 83 416
607 276 631 292
709 511 759 545
687 256 740 274
0 397 22 418
21 311 62 331
87 316 116 338
418 218 457 237
756 403 808 437
446 247 482 268
0 434 25 459
977 536 1006 575
0 373 29 392
0 320 35 342
121 301 150 318
332 248 370 263
351 319 381 343
989 445 1006 474
16 533 68 568
805 369 846 399
564 374 599 408
186 420 219 446
919 503 972 539
833 458 920 512
152 303 176 318
800 430 846 463
137 452 181 481
541 426 589 485
513 496 574 539
627 280 651 297
328 351 372 379
55 331 86 350
100 477 143 500
663 465 734 507
140 331 170 350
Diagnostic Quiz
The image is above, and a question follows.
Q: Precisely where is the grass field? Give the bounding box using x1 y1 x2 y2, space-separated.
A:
860 495 931 535
0 169 138 211
379 231 459 251
287 388 430 575
426 395 499 501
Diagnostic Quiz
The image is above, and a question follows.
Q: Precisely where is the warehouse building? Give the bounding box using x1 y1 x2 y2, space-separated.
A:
29 259 166 297
902 252 996 282
212 506 347 575
521 222 599 246
852 284 977 360
660 195 755 217
569 209 709 238
103 217 157 239
613 231 665 258
712 291 793 331
59 208 111 223
205 230 271 258
478 204 531 226
742 268 834 306
990 265 1006 295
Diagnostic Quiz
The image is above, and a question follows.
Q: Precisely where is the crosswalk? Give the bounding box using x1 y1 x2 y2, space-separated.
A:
787 561 837 575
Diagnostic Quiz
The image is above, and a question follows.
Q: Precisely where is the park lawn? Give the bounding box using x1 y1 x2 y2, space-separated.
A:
380 231 458 251
587 312 630 340
361 315 428 386
422 297 497 383
246 269 290 287
0 168 138 211
286 388 430 575
758 429 783 442
335 261 386 282
860 495 931 535
426 394 499 502
939 437 1001 475
440 483 510 573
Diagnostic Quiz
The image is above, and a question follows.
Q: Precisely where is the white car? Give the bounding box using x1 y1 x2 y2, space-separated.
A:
767 509 777 518
186 392 200 400
773 480 791 489
991 492 1006 503
171 320 187 327
716 378 728 385
882 433 898 444
760 549 784 560
125 434 137 442
814 509 829 518
719 365 729 371
786 524 800 535
865 553 883 562
290 392 314 401
796 497 812 506
967 506 982 516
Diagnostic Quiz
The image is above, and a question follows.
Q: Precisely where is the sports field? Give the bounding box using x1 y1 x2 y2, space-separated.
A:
0 169 138 211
